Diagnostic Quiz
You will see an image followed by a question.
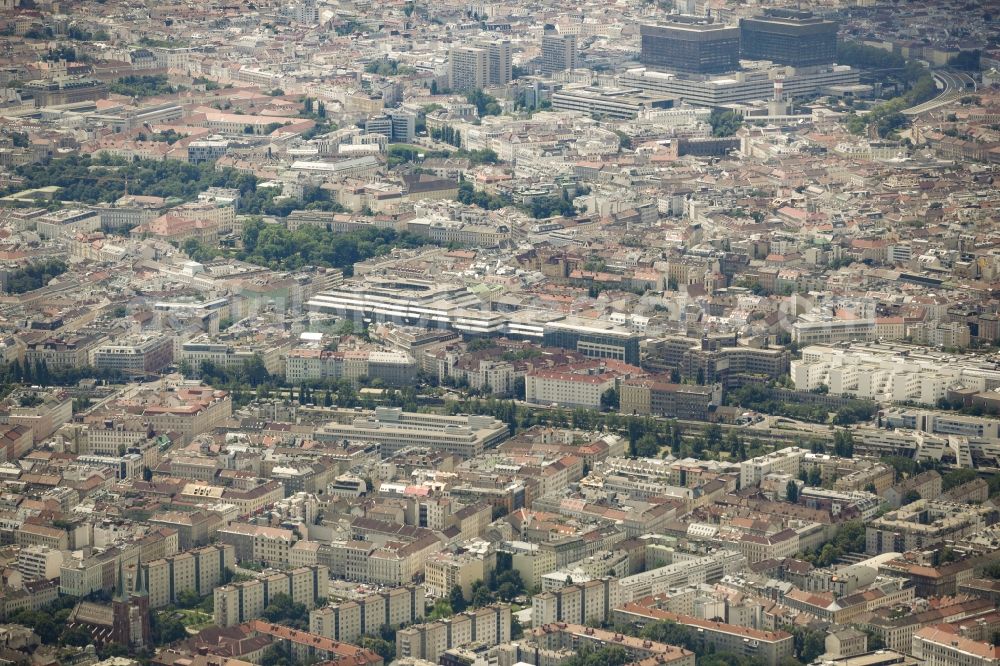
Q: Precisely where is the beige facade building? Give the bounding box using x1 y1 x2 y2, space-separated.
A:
137 387 232 443
424 544 495 599
532 577 621 627
500 623 694 666
309 584 425 644
23 333 107 370
179 481 284 518
139 543 235 609
396 604 510 663
16 545 64 580
214 565 329 627
16 523 68 551
511 545 557 591
866 500 996 555
913 626 1000 666
613 603 795 665
6 393 73 444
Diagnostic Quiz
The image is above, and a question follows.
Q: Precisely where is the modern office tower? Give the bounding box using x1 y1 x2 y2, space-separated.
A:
640 18 740 74
448 46 489 91
365 110 416 143
541 33 578 74
390 110 416 142
488 40 512 85
740 9 838 66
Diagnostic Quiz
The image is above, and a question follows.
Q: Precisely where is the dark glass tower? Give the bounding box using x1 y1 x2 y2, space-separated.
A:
640 19 741 74
740 9 838 67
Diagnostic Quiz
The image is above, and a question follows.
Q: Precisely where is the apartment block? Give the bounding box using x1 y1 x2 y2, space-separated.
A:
396 604 510 663
620 377 721 420
149 510 225 550
613 602 795 665
16 545 64 581
214 565 329 627
502 623 694 666
532 577 621 627
314 408 509 458
740 447 807 489
23 333 106 370
92 334 174 376
448 47 489 91
5 392 72 444
912 625 1000 666
139 544 235 609
866 500 997 555
424 544 496 599
284 348 417 387
616 550 746 602
16 523 68 551
309 584 425 645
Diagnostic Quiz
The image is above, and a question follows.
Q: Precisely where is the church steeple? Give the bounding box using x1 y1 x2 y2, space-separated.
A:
113 558 127 601
133 564 148 597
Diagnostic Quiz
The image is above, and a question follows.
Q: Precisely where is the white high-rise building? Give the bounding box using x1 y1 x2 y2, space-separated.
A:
449 41 511 91
542 33 578 74
488 40 512 85
449 47 489 91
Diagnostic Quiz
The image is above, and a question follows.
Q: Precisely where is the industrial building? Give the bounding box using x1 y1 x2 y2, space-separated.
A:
619 65 859 107
551 86 674 120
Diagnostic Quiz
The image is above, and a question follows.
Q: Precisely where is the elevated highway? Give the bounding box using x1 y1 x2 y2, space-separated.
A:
902 70 975 116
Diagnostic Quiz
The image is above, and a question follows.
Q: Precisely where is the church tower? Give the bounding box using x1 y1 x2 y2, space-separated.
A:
111 560 151 649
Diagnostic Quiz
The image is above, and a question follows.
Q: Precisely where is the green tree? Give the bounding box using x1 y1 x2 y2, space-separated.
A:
834 430 854 458
109 74 176 98
359 635 395 662
983 560 1000 579
175 588 202 609
942 468 977 491
3 258 68 294
792 626 827 663
60 625 93 647
98 642 129 660
563 645 631 666
949 50 981 71
786 480 799 503
633 433 660 458
836 41 905 69
705 423 722 450
466 89 502 115
709 109 742 137
15 612 57 643
470 580 495 608
448 584 467 613
259 644 292 666
262 592 308 629
511 615 524 639
600 387 619 411
153 614 188 645
640 621 699 650
428 597 453 619
808 467 822 486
